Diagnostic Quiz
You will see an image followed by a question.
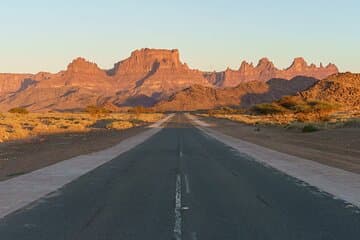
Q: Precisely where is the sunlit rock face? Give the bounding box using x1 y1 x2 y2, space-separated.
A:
206 57 338 87
0 48 339 112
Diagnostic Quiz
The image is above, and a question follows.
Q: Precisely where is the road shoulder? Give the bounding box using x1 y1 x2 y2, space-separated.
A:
186 113 360 208
0 114 174 219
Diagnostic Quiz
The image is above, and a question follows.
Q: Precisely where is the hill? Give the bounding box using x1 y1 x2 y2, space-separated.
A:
154 77 318 111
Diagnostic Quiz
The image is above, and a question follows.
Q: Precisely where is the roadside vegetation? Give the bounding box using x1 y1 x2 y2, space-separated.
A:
0 108 163 143
200 97 360 132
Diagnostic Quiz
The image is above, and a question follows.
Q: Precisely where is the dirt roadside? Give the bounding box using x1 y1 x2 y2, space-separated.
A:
199 116 360 174
0 127 147 181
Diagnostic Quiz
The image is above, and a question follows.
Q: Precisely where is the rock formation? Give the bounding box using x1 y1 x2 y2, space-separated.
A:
0 48 339 112
154 77 319 111
294 72 360 110
206 57 338 87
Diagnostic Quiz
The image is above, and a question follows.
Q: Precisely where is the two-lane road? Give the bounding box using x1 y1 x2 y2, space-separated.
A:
0 114 359 239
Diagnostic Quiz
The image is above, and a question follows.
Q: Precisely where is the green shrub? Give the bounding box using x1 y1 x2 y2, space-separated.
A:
207 107 244 116
278 96 304 110
8 107 29 114
252 103 287 115
276 97 338 115
84 105 111 116
293 104 313 113
128 106 153 114
341 119 360 128
308 101 338 113
302 124 319 133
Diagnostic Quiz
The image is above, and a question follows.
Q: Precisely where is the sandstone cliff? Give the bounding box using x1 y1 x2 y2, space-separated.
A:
0 49 340 112
206 57 338 87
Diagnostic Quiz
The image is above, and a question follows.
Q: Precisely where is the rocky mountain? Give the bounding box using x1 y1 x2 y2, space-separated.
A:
154 77 318 111
0 48 339 112
0 49 211 111
205 57 338 87
0 58 116 111
295 72 360 110
111 49 209 94
0 73 34 95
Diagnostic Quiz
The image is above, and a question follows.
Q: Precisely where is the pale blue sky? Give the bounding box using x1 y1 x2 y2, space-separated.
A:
0 0 359 73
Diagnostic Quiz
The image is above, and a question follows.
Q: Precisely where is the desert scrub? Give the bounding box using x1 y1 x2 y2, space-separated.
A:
252 103 288 115
0 112 164 143
302 124 319 133
84 105 111 116
336 118 360 128
8 107 29 114
106 121 134 130
207 107 244 116
278 96 305 110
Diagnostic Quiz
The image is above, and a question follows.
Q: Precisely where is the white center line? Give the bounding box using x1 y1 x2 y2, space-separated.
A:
184 174 191 194
174 174 182 240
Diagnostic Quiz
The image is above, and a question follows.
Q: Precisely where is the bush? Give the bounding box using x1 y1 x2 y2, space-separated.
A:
84 105 111 116
278 96 304 110
106 121 134 130
128 106 154 114
302 124 319 133
293 104 313 113
8 107 29 114
276 97 338 115
207 107 241 116
251 103 287 115
308 101 338 113
341 119 360 128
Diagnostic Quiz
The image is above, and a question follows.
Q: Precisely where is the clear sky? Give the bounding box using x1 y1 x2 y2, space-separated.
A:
0 0 359 73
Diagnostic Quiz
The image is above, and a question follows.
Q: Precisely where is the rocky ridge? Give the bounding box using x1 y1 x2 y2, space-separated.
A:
0 49 339 111
206 57 338 87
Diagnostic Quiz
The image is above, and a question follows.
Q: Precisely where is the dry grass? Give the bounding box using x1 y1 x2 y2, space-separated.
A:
199 113 297 125
0 112 164 143
200 109 360 131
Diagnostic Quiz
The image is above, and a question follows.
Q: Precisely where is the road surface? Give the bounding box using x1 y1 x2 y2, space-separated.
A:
0 114 359 240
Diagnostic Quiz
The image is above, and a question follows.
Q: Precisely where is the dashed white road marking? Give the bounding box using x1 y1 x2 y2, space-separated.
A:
174 174 182 240
184 174 191 194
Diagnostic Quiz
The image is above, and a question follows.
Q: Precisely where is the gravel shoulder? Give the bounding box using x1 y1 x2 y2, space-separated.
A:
199 116 360 174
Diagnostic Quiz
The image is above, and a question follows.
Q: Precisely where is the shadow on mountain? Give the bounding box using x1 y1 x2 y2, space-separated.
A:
54 108 84 113
16 78 38 93
60 88 79 98
119 95 157 107
153 76 319 111
240 76 318 107
135 61 160 88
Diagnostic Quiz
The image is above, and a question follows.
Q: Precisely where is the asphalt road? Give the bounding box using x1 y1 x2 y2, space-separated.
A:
0 114 359 240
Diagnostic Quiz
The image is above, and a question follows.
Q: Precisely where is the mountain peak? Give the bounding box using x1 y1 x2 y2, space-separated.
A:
287 57 308 71
239 61 254 72
293 57 307 65
256 58 275 70
67 57 103 74
113 48 187 76
326 63 338 71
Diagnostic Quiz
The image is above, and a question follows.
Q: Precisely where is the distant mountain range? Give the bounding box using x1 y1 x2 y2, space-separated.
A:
0 49 339 112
